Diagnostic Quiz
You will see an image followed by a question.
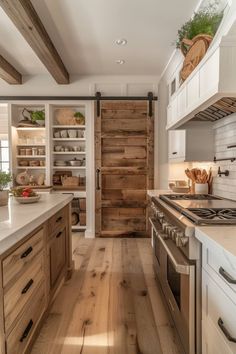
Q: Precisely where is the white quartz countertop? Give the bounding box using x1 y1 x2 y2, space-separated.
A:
196 226 236 260
0 193 73 256
147 189 172 197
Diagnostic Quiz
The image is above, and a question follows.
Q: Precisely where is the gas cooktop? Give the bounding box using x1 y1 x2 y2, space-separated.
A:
159 194 236 225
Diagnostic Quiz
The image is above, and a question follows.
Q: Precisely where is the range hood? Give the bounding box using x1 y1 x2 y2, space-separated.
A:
167 18 236 130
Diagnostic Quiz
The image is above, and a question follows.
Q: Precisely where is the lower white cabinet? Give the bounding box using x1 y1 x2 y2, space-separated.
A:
168 122 214 163
202 269 236 354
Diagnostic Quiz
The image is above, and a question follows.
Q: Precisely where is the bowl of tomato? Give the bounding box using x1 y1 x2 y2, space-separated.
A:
12 187 41 204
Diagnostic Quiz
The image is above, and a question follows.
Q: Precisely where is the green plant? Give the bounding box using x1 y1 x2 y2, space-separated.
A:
175 3 223 49
74 112 84 118
0 172 12 191
31 110 45 122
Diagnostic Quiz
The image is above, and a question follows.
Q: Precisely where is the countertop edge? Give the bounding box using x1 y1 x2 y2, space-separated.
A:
0 196 73 256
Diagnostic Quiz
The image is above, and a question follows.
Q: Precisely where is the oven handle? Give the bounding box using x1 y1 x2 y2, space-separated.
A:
149 217 191 275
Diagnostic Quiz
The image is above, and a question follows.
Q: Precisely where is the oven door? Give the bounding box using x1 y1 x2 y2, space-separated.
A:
150 218 195 354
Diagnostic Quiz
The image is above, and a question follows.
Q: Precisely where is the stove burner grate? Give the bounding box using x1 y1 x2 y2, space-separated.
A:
186 208 236 221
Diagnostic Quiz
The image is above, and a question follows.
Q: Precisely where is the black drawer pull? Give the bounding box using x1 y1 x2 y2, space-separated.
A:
56 231 62 238
56 216 62 223
218 318 236 343
21 246 33 259
19 319 33 342
172 152 177 155
219 267 236 284
21 279 34 294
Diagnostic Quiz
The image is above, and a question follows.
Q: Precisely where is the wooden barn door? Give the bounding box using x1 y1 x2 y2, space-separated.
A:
95 101 154 237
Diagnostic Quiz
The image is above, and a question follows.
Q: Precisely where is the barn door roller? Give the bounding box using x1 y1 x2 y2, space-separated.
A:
95 91 157 117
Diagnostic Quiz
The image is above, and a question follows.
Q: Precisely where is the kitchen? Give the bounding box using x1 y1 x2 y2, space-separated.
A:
0 0 236 353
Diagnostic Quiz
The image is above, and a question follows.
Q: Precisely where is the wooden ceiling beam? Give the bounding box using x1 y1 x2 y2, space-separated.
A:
0 55 22 84
0 0 69 84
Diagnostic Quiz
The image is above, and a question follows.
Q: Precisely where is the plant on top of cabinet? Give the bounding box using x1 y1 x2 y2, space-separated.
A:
55 108 85 126
19 108 45 127
175 2 223 82
0 171 12 206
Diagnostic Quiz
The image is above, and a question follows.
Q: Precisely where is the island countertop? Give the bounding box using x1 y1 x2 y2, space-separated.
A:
0 193 73 256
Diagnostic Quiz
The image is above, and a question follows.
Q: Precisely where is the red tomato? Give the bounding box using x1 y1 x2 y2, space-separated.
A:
22 191 30 198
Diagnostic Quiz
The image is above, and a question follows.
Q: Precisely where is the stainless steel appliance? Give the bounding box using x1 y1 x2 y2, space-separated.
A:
149 193 236 354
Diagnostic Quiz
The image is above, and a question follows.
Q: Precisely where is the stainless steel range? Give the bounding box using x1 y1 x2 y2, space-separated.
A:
149 194 236 354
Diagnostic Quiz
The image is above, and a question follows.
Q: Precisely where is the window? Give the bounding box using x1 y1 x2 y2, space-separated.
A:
0 139 10 172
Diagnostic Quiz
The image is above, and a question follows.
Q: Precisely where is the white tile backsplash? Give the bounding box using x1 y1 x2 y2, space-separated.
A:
213 114 236 200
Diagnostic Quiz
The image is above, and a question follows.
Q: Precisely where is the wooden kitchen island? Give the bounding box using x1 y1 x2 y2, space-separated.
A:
0 194 73 354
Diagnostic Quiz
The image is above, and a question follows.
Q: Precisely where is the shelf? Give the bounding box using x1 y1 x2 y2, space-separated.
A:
53 186 86 191
16 166 46 169
53 166 86 170
16 155 46 158
53 152 85 155
17 144 46 147
53 138 85 141
52 125 85 129
16 127 45 131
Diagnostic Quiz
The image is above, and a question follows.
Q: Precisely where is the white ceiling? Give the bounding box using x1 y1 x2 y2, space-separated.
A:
0 0 199 77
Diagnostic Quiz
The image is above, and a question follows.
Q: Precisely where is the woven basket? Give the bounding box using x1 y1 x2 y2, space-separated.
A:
61 176 80 187
180 34 212 81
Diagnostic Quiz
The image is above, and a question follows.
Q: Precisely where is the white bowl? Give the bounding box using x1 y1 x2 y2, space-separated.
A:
15 195 41 204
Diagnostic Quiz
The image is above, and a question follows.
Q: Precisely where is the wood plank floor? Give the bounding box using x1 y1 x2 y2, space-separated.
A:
31 236 184 354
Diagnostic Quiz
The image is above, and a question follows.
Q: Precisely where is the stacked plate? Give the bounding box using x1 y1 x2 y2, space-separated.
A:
54 160 67 167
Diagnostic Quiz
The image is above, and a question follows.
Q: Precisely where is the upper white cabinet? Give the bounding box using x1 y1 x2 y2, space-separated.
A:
168 122 214 163
166 23 236 130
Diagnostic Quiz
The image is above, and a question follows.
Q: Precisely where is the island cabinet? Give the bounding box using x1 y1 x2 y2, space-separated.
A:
0 204 72 354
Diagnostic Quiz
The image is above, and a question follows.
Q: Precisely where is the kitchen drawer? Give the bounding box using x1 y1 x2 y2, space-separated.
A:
202 317 234 354
3 228 44 287
6 284 46 354
203 245 236 300
202 269 236 353
48 207 67 235
4 254 44 334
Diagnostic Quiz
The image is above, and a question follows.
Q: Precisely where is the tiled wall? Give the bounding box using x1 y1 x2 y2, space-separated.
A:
213 114 236 200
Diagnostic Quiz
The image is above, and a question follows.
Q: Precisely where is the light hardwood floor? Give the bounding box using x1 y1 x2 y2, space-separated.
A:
30 236 184 354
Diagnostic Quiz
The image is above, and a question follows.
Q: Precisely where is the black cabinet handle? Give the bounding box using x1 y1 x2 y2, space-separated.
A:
218 318 236 343
21 279 34 294
96 169 100 190
219 267 236 284
172 152 177 155
21 246 33 259
19 319 33 342
56 216 62 223
56 231 62 238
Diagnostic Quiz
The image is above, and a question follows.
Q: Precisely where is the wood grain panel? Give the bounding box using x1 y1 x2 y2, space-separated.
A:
95 100 154 237
102 175 146 190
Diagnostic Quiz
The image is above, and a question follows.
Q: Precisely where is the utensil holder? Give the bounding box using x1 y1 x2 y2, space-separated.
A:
195 183 208 194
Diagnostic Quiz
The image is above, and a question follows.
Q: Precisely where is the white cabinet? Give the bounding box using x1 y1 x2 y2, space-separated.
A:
199 49 219 100
168 130 185 161
167 95 178 127
177 86 186 118
202 269 236 354
168 122 214 163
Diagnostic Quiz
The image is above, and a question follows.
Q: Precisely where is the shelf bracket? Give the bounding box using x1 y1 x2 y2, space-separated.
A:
95 91 101 117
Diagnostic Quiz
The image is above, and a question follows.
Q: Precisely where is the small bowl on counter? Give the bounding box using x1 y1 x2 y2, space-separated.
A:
12 187 41 204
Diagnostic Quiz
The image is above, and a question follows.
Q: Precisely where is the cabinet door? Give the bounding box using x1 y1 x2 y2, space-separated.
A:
177 86 186 118
49 228 66 288
168 130 186 161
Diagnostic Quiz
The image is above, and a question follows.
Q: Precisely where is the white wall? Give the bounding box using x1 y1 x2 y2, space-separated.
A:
0 103 8 139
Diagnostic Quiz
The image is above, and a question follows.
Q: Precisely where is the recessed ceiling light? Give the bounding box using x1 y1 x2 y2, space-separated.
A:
116 59 125 65
115 38 127 46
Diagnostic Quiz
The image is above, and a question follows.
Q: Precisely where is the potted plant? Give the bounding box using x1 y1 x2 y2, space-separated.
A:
0 172 12 206
20 108 45 127
175 3 223 81
31 110 45 126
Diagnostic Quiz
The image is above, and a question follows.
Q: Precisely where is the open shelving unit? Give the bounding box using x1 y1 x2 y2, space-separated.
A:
9 101 95 237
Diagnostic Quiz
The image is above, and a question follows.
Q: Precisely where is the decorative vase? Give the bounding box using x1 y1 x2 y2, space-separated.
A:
0 190 9 206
